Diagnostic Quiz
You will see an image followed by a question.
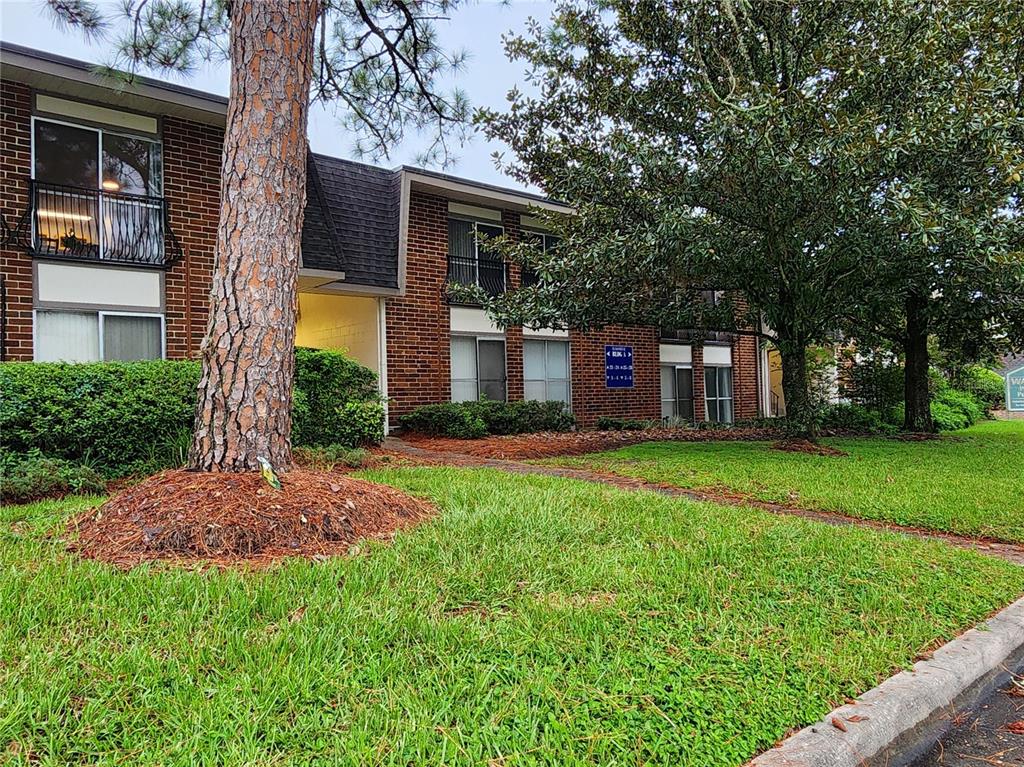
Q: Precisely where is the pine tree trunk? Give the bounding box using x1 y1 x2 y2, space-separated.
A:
902 291 933 433
188 0 319 472
779 339 818 440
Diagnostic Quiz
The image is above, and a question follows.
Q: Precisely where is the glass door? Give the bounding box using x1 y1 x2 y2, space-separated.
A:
675 367 695 423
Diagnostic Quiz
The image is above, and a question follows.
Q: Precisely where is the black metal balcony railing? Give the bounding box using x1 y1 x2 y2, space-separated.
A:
17 180 181 267
447 255 507 299
660 327 735 344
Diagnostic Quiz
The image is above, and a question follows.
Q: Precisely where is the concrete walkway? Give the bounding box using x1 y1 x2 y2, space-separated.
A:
384 437 1024 567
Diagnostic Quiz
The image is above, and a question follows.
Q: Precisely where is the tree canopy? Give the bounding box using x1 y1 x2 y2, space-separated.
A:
478 0 1024 433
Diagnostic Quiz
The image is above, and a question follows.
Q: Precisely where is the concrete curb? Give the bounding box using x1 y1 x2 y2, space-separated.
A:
749 595 1024 767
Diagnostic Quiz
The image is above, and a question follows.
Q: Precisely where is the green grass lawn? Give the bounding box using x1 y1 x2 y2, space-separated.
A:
2 467 1023 766
546 420 1024 543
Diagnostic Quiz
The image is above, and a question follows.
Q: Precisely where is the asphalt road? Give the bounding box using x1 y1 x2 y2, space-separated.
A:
910 667 1024 766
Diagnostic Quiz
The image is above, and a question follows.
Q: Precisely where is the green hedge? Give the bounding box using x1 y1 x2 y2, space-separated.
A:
399 400 575 439
0 348 383 477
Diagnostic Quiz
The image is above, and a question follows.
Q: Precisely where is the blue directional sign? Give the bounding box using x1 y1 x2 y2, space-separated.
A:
605 345 634 389
1007 365 1024 412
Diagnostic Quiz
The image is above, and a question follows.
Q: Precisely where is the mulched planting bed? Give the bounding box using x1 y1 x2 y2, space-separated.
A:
771 438 849 457
67 468 434 569
401 426 784 460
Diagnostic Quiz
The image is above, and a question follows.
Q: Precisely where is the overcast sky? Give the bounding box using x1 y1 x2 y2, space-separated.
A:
0 0 553 191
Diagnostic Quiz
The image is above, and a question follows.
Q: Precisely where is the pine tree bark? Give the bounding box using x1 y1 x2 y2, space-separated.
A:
188 0 319 472
902 290 934 432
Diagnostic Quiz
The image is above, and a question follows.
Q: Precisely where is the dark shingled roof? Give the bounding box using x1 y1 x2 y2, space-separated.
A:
300 152 400 290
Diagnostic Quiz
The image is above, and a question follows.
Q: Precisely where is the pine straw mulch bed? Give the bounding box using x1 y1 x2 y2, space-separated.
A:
67 468 434 570
399 426 785 461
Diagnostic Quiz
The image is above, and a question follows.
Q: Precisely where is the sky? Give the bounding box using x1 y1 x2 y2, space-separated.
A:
0 0 554 191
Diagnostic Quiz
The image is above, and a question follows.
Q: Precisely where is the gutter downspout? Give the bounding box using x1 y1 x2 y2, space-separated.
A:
378 297 389 434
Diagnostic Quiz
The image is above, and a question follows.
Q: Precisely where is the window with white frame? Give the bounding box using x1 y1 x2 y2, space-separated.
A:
447 218 506 297
660 365 695 422
35 310 164 362
704 365 734 423
524 339 570 407
450 336 507 402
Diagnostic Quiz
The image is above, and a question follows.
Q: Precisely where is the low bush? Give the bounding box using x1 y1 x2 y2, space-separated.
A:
934 387 985 427
464 400 576 435
595 416 654 431
929 401 970 432
959 366 1005 412
0 348 383 478
399 400 575 439
398 404 488 439
818 403 896 435
293 444 371 471
0 449 106 504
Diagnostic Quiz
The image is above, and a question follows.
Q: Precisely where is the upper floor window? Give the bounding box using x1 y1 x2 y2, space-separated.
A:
447 218 506 298
30 117 167 265
521 231 560 287
34 118 162 196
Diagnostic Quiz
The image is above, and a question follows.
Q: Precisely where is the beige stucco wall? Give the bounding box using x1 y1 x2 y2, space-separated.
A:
295 293 380 373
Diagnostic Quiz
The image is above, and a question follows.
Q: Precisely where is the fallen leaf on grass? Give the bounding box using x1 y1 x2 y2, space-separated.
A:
288 606 306 623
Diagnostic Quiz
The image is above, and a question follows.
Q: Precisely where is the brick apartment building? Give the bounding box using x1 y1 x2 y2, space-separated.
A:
0 43 776 429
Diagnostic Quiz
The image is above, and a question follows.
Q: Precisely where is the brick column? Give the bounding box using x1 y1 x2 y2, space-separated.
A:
162 117 223 359
733 333 760 419
0 80 34 361
385 191 450 423
692 344 707 422
501 208 524 401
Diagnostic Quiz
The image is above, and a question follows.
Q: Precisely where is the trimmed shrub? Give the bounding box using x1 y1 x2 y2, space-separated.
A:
292 347 381 447
0 449 106 504
398 404 488 439
0 348 383 478
399 400 575 439
463 400 576 435
0 360 201 477
595 416 652 431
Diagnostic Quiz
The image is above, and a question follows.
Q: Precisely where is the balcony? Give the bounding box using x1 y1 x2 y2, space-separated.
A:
16 180 181 267
446 254 508 302
660 327 735 344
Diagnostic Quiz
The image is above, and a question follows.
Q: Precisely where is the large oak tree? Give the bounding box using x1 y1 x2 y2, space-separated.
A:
51 0 468 470
478 0 1024 435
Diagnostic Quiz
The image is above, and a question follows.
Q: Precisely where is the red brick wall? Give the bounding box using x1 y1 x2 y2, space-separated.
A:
501 209 524 401
569 325 661 427
385 191 451 421
162 116 223 359
0 80 33 361
0 86 221 362
732 334 760 419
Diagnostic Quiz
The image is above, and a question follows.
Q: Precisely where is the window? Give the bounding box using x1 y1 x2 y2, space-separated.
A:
521 232 560 287
661 366 695 422
704 366 734 423
447 219 505 297
32 117 164 263
451 336 507 402
524 339 570 407
35 310 164 362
